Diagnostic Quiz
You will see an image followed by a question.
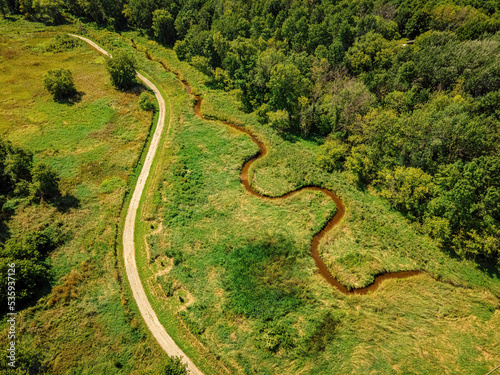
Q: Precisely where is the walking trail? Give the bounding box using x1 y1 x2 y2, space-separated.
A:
69 34 203 375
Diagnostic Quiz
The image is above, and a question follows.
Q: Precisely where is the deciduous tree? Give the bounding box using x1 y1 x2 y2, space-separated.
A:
105 51 137 91
43 69 77 101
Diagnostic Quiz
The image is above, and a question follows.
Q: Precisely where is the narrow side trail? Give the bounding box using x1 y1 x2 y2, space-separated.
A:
69 34 203 375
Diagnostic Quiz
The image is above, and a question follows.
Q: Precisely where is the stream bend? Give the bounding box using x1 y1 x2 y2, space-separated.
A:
138 43 424 295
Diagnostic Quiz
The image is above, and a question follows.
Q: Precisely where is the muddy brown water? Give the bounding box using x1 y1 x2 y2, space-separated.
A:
136 42 424 295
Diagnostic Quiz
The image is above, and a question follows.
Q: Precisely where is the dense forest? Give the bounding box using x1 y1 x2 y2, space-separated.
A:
2 0 499 264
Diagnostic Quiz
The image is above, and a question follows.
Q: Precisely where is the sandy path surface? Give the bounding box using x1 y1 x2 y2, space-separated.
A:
69 34 203 375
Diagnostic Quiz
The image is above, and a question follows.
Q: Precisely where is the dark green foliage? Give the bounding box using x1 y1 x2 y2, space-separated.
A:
159 356 187 375
0 0 8 15
43 68 77 101
19 0 64 24
164 150 206 228
44 34 83 52
0 345 50 374
123 0 177 31
139 91 155 111
0 224 64 312
256 320 297 353
428 157 500 258
316 139 348 172
304 312 343 353
0 139 61 205
152 9 176 45
30 162 60 202
105 51 137 91
0 139 33 197
66 0 128 29
157 274 174 297
179 310 205 336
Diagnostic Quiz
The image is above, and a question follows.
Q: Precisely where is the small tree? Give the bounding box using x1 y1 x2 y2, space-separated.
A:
160 356 187 375
43 69 77 101
30 162 60 202
105 51 137 91
139 92 155 111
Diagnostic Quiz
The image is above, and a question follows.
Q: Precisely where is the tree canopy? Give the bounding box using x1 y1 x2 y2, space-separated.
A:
4 0 500 262
43 68 77 101
105 51 137 91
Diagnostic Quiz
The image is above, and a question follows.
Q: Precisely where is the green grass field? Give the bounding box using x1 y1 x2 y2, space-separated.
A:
0 19 170 374
123 32 500 374
0 17 499 375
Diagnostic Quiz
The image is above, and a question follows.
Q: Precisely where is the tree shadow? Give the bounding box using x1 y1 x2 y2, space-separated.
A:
0 219 11 244
54 194 80 213
278 131 302 143
56 91 85 105
475 256 500 280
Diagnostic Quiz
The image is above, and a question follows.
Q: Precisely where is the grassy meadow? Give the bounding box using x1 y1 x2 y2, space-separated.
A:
0 19 169 373
104 32 499 374
0 17 498 375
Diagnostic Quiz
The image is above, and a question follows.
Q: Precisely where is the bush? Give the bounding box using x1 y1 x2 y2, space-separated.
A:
173 40 190 61
316 139 349 172
43 69 77 101
44 34 82 52
105 51 137 91
30 162 60 202
160 356 187 375
139 92 155 111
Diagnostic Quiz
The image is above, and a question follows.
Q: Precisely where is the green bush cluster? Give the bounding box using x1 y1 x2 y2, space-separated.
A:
105 51 137 91
138 91 155 111
222 238 303 321
0 138 63 311
158 356 187 375
0 224 65 312
44 34 82 52
178 311 205 336
43 68 77 101
164 150 207 228
0 139 61 203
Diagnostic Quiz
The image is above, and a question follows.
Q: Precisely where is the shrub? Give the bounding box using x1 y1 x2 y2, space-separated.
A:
160 356 187 375
43 68 77 101
173 40 190 61
105 51 137 91
30 162 60 202
44 34 82 52
156 274 174 297
191 55 213 77
267 109 290 132
316 139 349 172
139 92 155 111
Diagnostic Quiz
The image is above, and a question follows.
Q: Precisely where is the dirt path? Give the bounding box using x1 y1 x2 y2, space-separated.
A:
70 34 203 375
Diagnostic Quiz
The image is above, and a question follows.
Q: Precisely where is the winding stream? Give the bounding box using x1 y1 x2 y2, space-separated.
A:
138 43 424 295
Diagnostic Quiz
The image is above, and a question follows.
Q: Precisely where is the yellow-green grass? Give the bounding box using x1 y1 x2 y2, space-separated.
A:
106 31 500 374
0 18 167 373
